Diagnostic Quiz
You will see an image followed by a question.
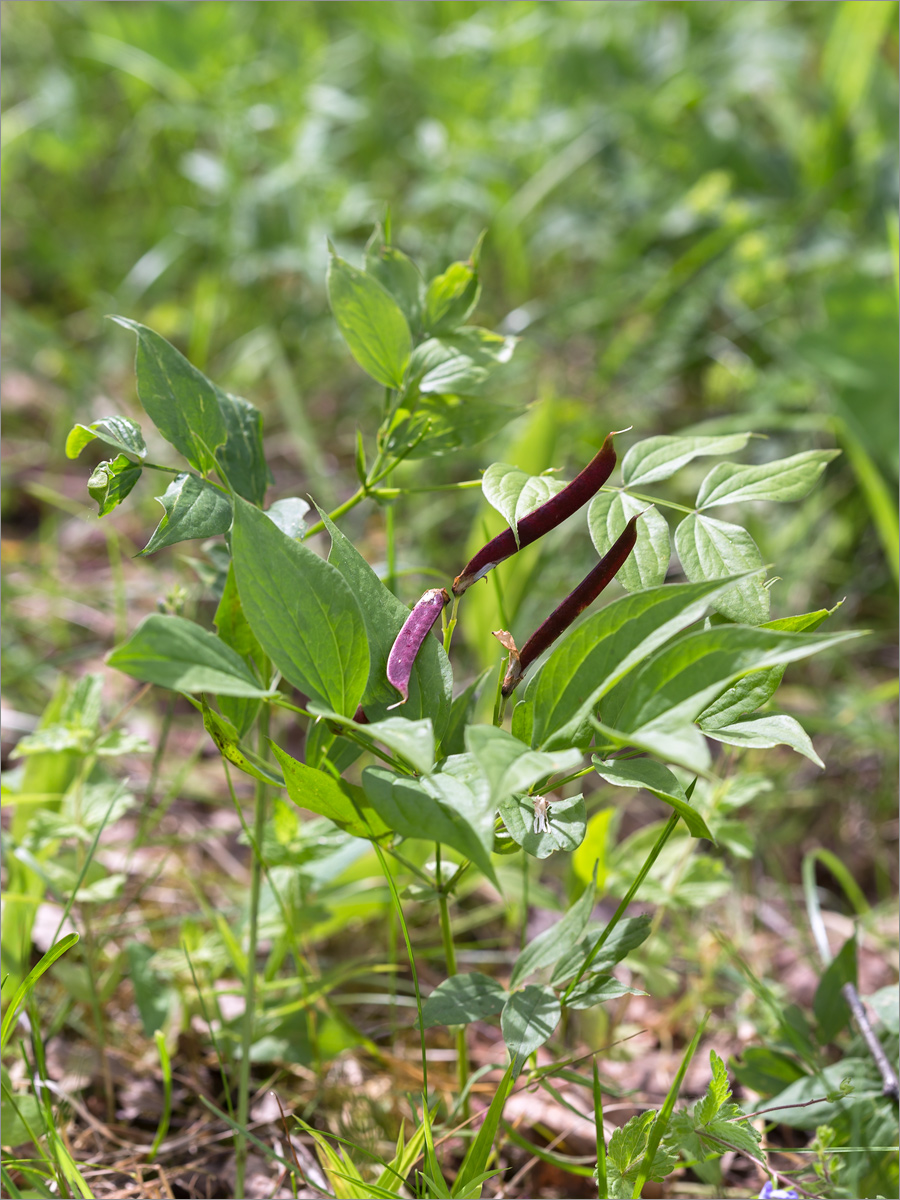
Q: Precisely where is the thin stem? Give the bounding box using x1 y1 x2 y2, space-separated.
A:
598 484 694 515
303 485 366 539
235 703 270 1199
492 657 508 727
373 480 483 497
438 885 470 1118
372 842 428 1095
443 593 460 655
385 504 397 595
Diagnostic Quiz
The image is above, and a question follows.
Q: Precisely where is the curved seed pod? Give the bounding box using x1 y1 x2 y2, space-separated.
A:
387 588 450 706
502 515 639 696
453 431 622 596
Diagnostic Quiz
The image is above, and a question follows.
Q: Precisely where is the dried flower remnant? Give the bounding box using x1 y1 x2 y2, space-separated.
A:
386 587 450 706
502 514 640 696
532 796 552 834
453 431 624 595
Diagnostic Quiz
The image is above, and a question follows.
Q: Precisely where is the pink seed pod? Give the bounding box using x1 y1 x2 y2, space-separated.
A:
387 588 450 706
453 431 624 596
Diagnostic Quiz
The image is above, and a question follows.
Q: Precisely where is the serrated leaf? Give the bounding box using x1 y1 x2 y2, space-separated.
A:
606 1110 676 1198
674 513 768 623
66 415 147 460
140 473 231 554
694 1051 731 1125
109 316 227 474
497 793 586 859
482 463 566 547
501 985 561 1073
697 449 840 508
265 497 310 539
421 973 508 1028
701 713 824 767
87 454 142 516
588 491 670 590
231 496 369 716
327 252 411 388
510 872 595 988
107 614 275 697
592 757 713 840
621 433 753 486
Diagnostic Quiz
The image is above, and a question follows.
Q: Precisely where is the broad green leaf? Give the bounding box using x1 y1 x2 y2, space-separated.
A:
424 235 484 333
231 496 369 716
87 454 142 516
501 985 561 1073
140 473 231 555
364 232 425 332
214 388 272 505
309 708 436 775
697 449 840 509
66 415 147 460
621 434 753 487
527 577 746 751
564 974 647 1010
730 1047 807 1097
814 934 857 1043
272 744 389 840
317 506 452 735
497 793 586 859
701 713 823 767
615 626 862 749
412 328 516 395
481 463 565 547
109 316 227 474
674 513 768 624
362 767 498 886
550 915 653 986
201 700 281 784
327 251 411 388
214 564 264 664
510 872 596 988
421 972 509 1028
440 669 491 759
1 1089 48 1147
866 984 899 1035
592 757 713 840
265 497 310 539
108 614 275 697
464 725 581 808
606 1110 677 1198
421 753 496 852
588 492 670 590
386 393 521 459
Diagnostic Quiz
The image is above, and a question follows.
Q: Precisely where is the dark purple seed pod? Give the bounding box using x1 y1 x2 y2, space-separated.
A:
501 515 640 696
453 431 621 596
387 588 450 706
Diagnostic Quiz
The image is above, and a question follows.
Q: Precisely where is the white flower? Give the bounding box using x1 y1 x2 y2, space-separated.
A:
532 796 552 834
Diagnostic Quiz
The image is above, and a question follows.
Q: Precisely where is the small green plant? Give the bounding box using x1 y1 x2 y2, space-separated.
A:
47 224 863 1197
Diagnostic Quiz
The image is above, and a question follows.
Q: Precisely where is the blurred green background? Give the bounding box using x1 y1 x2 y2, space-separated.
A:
2 0 898 887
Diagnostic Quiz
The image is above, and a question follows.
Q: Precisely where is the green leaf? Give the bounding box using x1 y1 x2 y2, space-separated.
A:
550 915 653 986
697 449 841 508
214 388 272 505
1 932 80 1052
1 1088 48 1148
231 496 369 716
108 614 275 697
451 1059 516 1198
464 726 581 808
564 974 647 1010
327 251 411 388
201 700 282 784
109 316 227 474
386 393 522 459
66 414 148 460
674 513 768 624
482 463 565 547
701 713 824 767
412 328 516 395
265 497 310 539
310 708 436 775
588 492 670 591
140 473 231 554
214 563 264 664
866 984 899 1034
424 235 484 334
510 872 596 988
365 231 425 332
592 757 713 841
730 1047 807 1097
87 454 142 516
126 942 172 1036
317 505 452 734
497 793 586 859
362 767 499 886
814 934 857 1043
605 1110 676 1198
272 744 389 840
621 434 753 487
421 972 509 1028
501 985 561 1073
527 577 746 751
440 670 491 759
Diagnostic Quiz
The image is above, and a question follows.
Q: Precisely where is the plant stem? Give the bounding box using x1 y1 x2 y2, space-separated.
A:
385 504 397 595
235 703 270 1200
598 484 694 515
303 485 366 538
443 593 460 655
438 885 470 1118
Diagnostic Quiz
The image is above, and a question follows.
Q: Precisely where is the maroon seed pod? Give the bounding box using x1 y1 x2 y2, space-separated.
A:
452 431 623 596
501 515 640 696
386 588 450 706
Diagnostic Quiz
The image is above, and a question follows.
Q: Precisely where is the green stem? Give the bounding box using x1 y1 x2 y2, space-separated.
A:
303 485 366 539
438 889 470 1119
373 480 483 498
563 812 680 1003
372 842 428 1095
385 504 397 595
598 484 693 515
492 657 508 727
443 593 460 655
235 703 270 1199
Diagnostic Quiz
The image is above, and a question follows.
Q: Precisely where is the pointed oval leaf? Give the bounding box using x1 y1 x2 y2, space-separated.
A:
697 449 840 509
214 388 272 505
674 513 769 624
510 873 596 988
272 744 389 840
497 792 586 859
565 974 647 1010
465 725 581 807
701 713 824 767
621 434 753 486
421 973 509 1028
588 492 670 591
327 252 411 388
66 415 147 460
309 708 435 776
140 473 232 555
231 496 369 716
482 463 566 547
364 236 425 332
592 757 713 840
265 497 310 540
501 985 561 1073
